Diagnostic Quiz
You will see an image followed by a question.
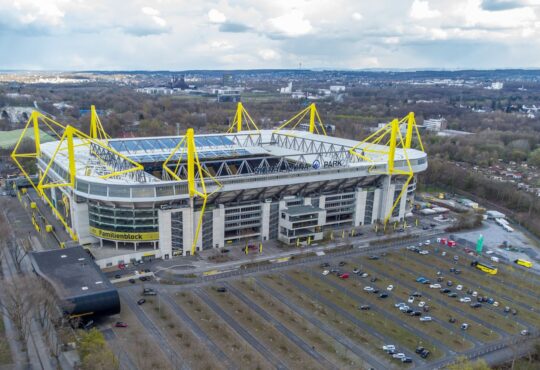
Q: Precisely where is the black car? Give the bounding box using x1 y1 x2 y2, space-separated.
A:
402 357 413 363
449 317 457 323
139 276 147 281
370 277 378 282
454 270 462 275
372 289 380 294
368 256 379 260
467 289 473 294
137 299 146 305
411 292 422 297
511 309 518 315
437 277 444 282
423 306 430 312
420 350 431 359
410 311 422 316
405 308 413 314
440 288 451 294
359 305 371 310
114 274 121 279
128 279 136 284
221 248 230 254
422 225 429 230
216 287 227 293
447 281 453 287
415 346 425 354
339 261 347 266
470 303 482 308
379 293 389 299
449 267 456 272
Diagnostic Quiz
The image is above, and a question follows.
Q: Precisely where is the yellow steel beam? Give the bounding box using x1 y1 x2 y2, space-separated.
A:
387 119 398 174
66 126 76 185
237 103 243 132
309 103 316 133
90 105 97 139
405 112 414 149
186 128 196 197
32 112 40 155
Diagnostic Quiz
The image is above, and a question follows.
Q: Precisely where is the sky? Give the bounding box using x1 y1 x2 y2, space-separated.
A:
1 0 540 70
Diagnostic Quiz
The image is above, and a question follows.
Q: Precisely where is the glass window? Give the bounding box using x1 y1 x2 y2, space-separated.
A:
132 186 155 198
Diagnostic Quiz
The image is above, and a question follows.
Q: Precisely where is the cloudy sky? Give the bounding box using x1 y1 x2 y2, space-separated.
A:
1 0 540 70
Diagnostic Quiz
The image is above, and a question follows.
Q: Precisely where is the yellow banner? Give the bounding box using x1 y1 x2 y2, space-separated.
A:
90 227 158 241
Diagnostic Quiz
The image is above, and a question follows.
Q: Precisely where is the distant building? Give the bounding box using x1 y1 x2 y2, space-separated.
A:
0 106 34 123
423 118 447 132
222 73 233 86
486 82 503 90
291 91 307 99
486 210 506 219
280 82 293 94
217 89 241 103
329 85 346 93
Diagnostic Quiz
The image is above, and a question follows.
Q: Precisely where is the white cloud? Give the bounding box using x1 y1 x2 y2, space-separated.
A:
10 0 67 26
410 0 441 19
208 8 226 24
352 12 363 21
258 48 280 60
210 40 233 50
141 6 159 16
268 10 313 37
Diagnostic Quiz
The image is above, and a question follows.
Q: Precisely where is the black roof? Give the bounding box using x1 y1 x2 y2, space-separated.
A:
30 246 115 300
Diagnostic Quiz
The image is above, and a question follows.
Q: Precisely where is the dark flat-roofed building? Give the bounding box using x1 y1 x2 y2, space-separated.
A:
30 246 120 318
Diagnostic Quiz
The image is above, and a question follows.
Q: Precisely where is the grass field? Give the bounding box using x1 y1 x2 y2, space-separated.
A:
0 129 54 149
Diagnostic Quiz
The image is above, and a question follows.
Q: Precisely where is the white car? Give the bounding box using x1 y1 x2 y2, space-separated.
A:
399 305 410 312
429 284 441 289
392 353 406 359
361 273 369 278
420 316 432 322
486 249 494 255
419 250 429 255
395 302 405 308
364 286 374 292
407 246 416 250
408 296 414 303
442 251 447 256
382 344 396 351
322 270 330 275
387 285 394 291
472 291 478 297
418 301 426 307
459 297 471 303
425 240 431 245
456 285 463 291
493 301 499 307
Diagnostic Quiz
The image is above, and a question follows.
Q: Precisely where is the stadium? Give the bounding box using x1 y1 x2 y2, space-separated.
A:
12 103 427 267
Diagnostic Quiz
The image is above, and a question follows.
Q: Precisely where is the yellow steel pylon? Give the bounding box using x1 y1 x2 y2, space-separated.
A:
272 103 327 135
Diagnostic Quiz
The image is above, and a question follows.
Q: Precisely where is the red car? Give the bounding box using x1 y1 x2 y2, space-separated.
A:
339 273 350 279
118 263 126 270
115 322 128 328
447 240 457 247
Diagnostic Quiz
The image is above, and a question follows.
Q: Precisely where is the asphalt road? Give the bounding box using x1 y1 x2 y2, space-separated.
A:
158 292 235 370
255 278 392 370
344 259 501 344
119 289 189 370
101 328 137 370
193 288 288 370
401 252 538 327
223 282 337 370
278 273 425 365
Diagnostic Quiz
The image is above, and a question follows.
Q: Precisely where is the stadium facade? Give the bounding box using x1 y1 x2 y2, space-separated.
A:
12 105 427 268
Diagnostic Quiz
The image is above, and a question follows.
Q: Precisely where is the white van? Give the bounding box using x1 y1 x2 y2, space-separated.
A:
491 256 499 263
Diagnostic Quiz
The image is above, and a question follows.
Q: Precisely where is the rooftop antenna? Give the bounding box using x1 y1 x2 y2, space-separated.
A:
176 122 180 136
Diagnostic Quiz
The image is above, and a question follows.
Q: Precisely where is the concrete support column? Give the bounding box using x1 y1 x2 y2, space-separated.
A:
193 210 203 251
380 175 396 222
212 205 225 249
182 207 194 256
372 189 381 223
354 188 367 226
158 209 172 258
260 201 271 241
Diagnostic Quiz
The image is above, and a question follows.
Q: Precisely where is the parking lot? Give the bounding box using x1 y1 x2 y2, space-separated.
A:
100 237 539 370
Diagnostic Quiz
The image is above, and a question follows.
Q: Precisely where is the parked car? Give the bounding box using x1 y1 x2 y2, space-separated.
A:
442 251 447 256
429 283 441 289
368 256 379 260
115 322 128 328
411 292 422 297
472 291 478 297
418 301 426 307
379 293 389 299
359 305 371 310
370 277 378 282
360 273 369 278
420 349 431 358
410 311 422 317
449 317 456 323
363 286 374 292
456 285 463 291
392 353 406 359
521 330 530 336
401 357 413 363
114 274 121 279
320 262 330 268
216 287 227 293
339 261 347 266
440 288 451 294
387 285 394 291
447 281 453 287
448 292 458 298
419 250 429 255
339 273 349 279
459 297 471 303
137 299 146 305
461 323 469 330
322 270 330 275
143 290 157 296
353 268 360 274
399 305 410 312
504 306 511 313
423 305 430 312
419 316 432 322
454 269 462 275
382 345 396 351
128 279 136 284
408 296 414 303
415 346 425 354
470 303 482 308
395 302 405 308
372 289 380 294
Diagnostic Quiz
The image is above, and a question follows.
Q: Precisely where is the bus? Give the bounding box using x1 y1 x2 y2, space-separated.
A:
470 261 498 275
514 259 533 268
